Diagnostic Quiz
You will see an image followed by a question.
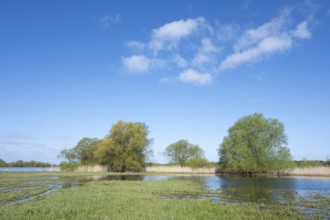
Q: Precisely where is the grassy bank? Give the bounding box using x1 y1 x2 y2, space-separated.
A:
0 172 329 219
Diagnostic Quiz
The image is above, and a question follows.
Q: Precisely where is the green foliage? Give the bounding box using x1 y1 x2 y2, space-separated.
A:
95 121 151 172
59 162 79 171
185 158 212 168
0 159 51 167
58 138 100 165
218 113 295 174
164 139 204 166
0 159 7 167
299 159 323 168
325 158 330 166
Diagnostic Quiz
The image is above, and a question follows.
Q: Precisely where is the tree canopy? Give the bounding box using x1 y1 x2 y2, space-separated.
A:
96 121 151 172
164 139 204 167
0 159 51 167
218 113 294 174
59 121 151 172
59 138 99 165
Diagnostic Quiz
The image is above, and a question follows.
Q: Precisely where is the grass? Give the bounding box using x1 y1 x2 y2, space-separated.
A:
0 172 329 219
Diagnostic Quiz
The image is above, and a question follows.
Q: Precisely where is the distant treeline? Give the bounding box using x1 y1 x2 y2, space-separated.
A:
0 159 52 167
294 160 330 168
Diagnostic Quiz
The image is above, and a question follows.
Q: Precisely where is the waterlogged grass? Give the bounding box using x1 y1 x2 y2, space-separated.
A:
0 172 329 219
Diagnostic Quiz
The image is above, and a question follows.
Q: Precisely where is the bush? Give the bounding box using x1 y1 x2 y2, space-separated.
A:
185 158 212 168
59 162 79 171
299 160 323 168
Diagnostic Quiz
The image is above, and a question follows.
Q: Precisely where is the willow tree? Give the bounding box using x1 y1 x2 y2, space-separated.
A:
218 113 294 174
164 139 204 167
59 137 99 165
96 121 151 172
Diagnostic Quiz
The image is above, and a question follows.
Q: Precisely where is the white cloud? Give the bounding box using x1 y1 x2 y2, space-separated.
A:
292 21 311 39
149 17 206 54
122 5 315 84
192 38 218 67
234 11 289 52
200 38 218 54
99 14 122 29
122 55 165 74
220 8 313 71
192 54 213 67
172 54 188 68
179 69 212 85
126 41 146 51
122 55 151 73
220 36 292 70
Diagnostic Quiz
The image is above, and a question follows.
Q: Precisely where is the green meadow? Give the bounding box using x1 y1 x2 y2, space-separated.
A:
0 172 329 219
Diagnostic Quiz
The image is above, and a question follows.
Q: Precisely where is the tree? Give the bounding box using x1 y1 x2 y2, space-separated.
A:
0 159 7 167
164 139 204 167
218 113 294 174
58 137 99 168
95 121 151 172
299 159 323 168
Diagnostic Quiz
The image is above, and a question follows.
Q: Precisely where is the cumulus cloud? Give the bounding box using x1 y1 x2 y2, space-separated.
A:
292 21 311 39
122 55 151 73
149 17 206 54
179 69 212 85
220 9 311 71
122 55 165 74
122 5 315 85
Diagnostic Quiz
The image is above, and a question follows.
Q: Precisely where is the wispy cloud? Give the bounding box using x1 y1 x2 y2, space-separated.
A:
126 41 146 52
179 69 212 85
220 8 312 70
149 17 206 54
220 35 292 70
99 14 122 29
0 132 45 148
122 2 317 85
292 21 311 39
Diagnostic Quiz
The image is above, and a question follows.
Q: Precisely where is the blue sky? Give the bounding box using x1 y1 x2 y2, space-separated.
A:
1 0 330 164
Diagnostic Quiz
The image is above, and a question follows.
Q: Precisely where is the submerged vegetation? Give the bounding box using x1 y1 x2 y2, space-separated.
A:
0 172 329 219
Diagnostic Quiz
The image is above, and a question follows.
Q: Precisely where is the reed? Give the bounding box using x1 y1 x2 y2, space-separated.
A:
285 167 330 177
145 165 216 174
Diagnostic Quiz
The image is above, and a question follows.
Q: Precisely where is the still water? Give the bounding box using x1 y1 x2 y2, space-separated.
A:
1 168 329 204
88 175 330 203
0 167 60 172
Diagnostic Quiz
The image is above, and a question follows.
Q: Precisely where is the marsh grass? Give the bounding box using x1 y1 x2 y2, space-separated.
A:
0 172 329 219
286 167 330 177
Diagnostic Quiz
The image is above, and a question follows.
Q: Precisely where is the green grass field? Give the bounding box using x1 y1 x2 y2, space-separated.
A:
0 172 328 219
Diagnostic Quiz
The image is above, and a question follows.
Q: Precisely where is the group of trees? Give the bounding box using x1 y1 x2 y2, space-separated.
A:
0 159 52 167
60 113 325 174
59 121 151 172
59 121 210 172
